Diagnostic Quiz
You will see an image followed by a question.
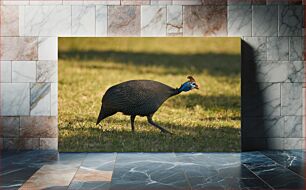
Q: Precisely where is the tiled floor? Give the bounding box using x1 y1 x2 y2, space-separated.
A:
0 151 304 190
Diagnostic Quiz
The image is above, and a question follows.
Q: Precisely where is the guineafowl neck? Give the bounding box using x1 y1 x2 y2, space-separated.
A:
171 88 181 96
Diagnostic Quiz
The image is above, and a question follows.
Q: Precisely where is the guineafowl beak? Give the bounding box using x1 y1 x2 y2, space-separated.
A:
194 83 199 89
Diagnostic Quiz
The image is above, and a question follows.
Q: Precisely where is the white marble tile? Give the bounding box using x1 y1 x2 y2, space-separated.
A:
96 5 107 36
267 37 289 61
19 6 25 36
84 0 120 4
72 5 95 36
51 83 58 116
2 0 29 5
228 5 252 36
37 61 57 82
1 83 30 116
279 5 303 36
290 37 303 61
151 0 172 4
12 61 36 82
243 37 267 61
38 37 58 60
63 0 83 5
167 5 182 36
284 138 304 150
281 83 303 116
0 61 11 82
284 116 303 138
30 0 63 5
172 0 201 5
141 6 166 36
252 5 278 36
24 5 71 36
30 83 51 116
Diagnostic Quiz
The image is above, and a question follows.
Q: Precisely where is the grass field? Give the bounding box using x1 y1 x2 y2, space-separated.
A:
58 37 241 152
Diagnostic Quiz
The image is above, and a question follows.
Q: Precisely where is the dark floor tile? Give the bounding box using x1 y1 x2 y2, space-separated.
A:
261 150 305 178
242 152 305 189
110 153 190 190
176 153 271 190
68 181 110 190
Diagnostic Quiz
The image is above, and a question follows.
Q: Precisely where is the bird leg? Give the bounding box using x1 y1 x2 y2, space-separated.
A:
131 115 136 132
147 115 172 134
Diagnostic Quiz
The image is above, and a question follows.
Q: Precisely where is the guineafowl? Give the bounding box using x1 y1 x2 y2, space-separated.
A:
96 76 199 134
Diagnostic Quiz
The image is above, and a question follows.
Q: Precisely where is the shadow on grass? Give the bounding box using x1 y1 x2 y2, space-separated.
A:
59 50 240 76
59 120 240 152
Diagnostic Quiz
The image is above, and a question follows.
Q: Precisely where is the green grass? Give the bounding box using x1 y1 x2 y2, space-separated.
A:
58 37 241 152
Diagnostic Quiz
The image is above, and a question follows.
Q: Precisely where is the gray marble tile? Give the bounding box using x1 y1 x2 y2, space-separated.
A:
167 5 183 36
284 116 303 138
267 37 289 61
279 5 303 36
183 5 227 36
172 0 201 5
96 5 107 36
284 138 304 150
287 61 304 82
243 37 266 61
108 6 141 36
40 138 58 150
0 61 11 82
30 83 51 116
0 116 20 138
290 37 303 61
37 61 57 83
12 61 36 82
151 0 172 5
243 116 285 138
242 83 280 117
141 6 167 36
228 5 252 36
72 5 95 36
252 5 278 36
1 83 30 116
255 61 288 82
38 37 58 61
281 83 303 116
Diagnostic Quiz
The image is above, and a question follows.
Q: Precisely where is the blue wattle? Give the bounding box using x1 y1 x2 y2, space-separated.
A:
178 82 191 92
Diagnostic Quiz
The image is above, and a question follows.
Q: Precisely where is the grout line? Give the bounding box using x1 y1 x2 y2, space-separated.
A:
109 152 118 188
67 153 88 188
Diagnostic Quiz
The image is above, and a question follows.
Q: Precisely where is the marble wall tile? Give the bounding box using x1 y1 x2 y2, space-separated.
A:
108 6 141 36
84 0 120 5
30 83 51 116
243 83 280 117
167 5 183 36
38 37 58 60
151 0 172 5
141 6 167 36
51 83 58 116
72 5 96 36
121 0 150 5
40 138 58 149
96 5 107 36
172 0 201 5
252 5 278 36
0 61 11 82
30 0 63 5
12 61 36 82
20 116 57 138
243 37 267 61
284 116 303 138
267 37 289 61
0 37 38 60
289 37 303 61
3 138 19 149
183 5 227 36
0 83 30 116
279 5 303 36
63 0 84 5
24 5 71 36
228 0 252 4
202 0 227 5
2 0 29 5
0 6 19 36
284 138 304 149
243 116 285 138
37 61 57 82
251 61 303 83
20 138 40 149
281 83 303 115
266 138 284 150
0 117 19 137
228 5 252 36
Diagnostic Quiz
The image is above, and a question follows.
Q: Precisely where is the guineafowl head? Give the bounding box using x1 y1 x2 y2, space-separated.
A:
178 76 199 92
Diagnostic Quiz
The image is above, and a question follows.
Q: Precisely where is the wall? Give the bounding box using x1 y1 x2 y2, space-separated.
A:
0 0 304 150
